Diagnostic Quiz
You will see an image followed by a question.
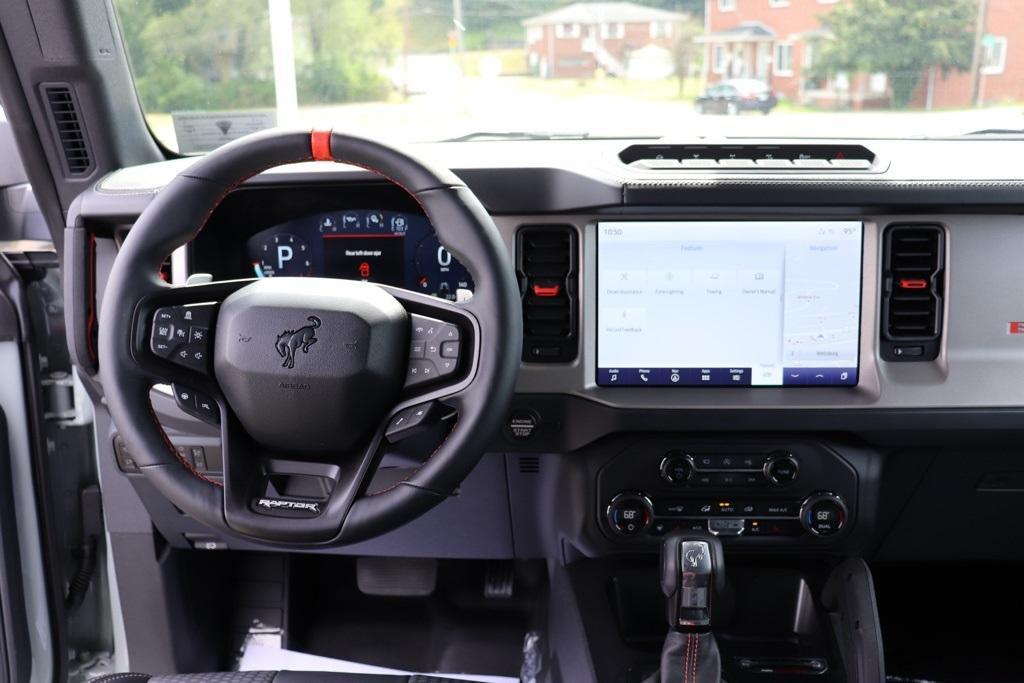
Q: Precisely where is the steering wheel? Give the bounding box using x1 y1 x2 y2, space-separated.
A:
98 129 522 545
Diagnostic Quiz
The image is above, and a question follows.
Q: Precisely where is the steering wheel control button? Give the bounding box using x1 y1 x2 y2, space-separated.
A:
800 492 848 537
606 492 654 536
411 314 444 340
764 452 800 486
440 341 460 358
405 315 461 388
660 452 693 485
150 303 215 373
405 359 439 387
172 383 220 424
385 402 438 442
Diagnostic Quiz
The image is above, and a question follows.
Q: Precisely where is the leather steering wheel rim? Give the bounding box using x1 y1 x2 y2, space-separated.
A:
98 128 521 545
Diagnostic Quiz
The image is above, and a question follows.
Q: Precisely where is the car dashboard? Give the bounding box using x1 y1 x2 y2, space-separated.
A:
65 136 1024 564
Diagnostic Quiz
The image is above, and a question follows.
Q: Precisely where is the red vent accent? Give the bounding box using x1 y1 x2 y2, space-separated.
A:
898 278 928 290
532 283 561 297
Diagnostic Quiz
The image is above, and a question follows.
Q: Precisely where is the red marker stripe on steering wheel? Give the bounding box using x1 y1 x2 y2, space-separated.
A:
311 129 333 161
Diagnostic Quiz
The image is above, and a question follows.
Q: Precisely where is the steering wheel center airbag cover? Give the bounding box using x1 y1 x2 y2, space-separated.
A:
214 278 407 453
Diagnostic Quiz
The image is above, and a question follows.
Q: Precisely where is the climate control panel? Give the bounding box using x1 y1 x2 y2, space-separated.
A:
606 491 848 538
597 439 857 545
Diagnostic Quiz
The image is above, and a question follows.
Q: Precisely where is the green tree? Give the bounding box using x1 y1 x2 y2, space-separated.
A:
811 0 976 108
115 0 401 112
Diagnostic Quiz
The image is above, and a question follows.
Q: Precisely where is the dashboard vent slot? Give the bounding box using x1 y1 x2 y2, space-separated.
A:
517 225 578 362
518 456 540 474
619 143 878 172
42 84 93 176
881 224 944 361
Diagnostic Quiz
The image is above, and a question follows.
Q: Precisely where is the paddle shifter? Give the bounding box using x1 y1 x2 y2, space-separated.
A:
651 532 725 683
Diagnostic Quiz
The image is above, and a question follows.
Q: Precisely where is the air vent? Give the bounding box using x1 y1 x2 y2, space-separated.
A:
41 84 93 175
518 456 540 474
620 143 878 172
517 225 578 362
881 224 945 361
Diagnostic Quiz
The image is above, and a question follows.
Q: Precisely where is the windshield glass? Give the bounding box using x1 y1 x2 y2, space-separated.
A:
114 0 1024 152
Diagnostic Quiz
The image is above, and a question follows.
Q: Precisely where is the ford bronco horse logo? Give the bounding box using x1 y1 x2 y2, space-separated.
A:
275 316 321 369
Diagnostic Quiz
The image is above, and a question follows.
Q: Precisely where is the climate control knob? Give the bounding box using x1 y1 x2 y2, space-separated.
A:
606 492 654 537
660 451 693 485
764 451 800 486
799 492 848 537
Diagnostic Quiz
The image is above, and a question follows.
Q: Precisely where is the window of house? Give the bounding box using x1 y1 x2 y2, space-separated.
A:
773 42 794 76
650 21 673 39
981 36 1008 75
869 73 888 94
555 23 580 39
718 0 737 11
712 44 728 74
769 0 790 7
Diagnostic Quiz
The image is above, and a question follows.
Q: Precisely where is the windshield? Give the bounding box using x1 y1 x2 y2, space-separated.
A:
114 0 1024 152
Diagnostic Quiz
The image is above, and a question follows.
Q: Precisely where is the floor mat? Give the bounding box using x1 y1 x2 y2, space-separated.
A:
287 558 539 677
238 642 517 683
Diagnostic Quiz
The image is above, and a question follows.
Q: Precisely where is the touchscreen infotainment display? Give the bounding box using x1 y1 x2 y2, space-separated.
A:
596 221 863 387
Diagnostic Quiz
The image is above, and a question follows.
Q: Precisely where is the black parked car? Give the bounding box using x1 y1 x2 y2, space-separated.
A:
695 78 778 115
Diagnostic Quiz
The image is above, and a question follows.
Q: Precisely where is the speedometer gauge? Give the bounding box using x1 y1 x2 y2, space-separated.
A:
414 234 473 300
252 232 312 277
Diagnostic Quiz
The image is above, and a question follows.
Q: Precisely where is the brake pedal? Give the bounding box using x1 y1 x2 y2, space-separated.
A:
484 561 515 599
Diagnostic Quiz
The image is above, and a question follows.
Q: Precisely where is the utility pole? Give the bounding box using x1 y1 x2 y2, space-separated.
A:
268 0 298 125
968 0 989 108
452 0 465 54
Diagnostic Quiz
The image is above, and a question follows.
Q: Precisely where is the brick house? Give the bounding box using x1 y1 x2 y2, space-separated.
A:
523 2 690 79
701 0 1024 109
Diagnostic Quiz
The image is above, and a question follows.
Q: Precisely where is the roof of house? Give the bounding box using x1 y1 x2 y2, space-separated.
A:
522 2 689 27
695 20 776 43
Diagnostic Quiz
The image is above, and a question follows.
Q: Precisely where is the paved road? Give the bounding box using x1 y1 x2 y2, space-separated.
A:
154 75 1024 148
298 77 1024 142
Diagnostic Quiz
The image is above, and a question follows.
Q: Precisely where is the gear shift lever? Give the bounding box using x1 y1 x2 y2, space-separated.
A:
661 531 725 632
647 531 725 683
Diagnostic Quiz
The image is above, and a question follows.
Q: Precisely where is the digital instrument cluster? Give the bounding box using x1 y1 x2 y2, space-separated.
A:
245 209 474 301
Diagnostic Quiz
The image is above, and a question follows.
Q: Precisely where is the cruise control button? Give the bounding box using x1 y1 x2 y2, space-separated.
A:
152 339 175 357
